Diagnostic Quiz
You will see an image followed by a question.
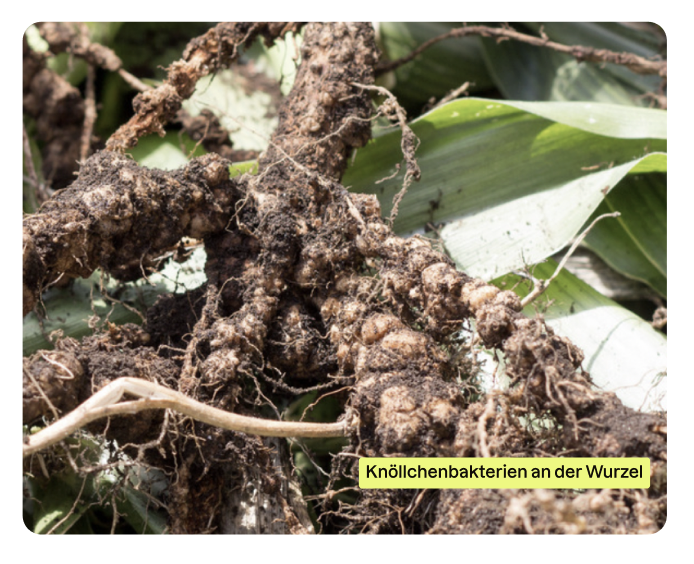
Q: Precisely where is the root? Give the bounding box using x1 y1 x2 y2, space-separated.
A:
37 22 123 73
22 151 240 315
23 34 84 190
106 23 301 152
352 83 420 224
23 377 347 458
376 24 667 79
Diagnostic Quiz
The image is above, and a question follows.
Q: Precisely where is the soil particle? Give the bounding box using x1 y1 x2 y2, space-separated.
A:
145 286 207 351
571 393 667 461
431 489 508 534
432 487 664 534
177 109 237 161
23 345 85 425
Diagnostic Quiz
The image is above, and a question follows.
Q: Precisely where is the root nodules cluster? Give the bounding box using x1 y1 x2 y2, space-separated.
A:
22 151 239 316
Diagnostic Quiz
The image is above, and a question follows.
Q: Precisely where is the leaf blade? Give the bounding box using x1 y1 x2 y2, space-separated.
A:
345 99 666 281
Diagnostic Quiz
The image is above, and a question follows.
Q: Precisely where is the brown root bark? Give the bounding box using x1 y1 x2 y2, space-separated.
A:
22 152 240 316
105 22 301 152
37 22 122 72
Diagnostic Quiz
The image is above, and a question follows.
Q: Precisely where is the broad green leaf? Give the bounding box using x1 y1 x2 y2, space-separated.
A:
119 487 168 534
482 42 649 107
495 261 666 413
27 438 169 534
33 490 88 534
628 153 667 174
441 155 664 281
23 274 145 356
545 60 646 106
481 36 557 102
499 100 666 139
99 466 169 534
345 98 665 281
582 173 666 297
31 470 97 534
376 22 494 111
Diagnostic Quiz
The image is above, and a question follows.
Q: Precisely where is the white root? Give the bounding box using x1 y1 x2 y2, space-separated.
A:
23 377 347 458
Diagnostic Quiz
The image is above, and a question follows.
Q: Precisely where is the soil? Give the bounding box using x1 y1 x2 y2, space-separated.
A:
22 22 666 534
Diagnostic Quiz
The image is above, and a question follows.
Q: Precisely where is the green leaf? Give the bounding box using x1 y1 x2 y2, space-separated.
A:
439 155 665 282
119 487 168 534
345 98 665 281
31 472 96 534
628 153 667 174
84 22 124 46
101 466 169 534
27 439 169 534
480 23 663 106
245 30 303 96
495 260 666 412
583 173 666 297
498 100 666 139
523 23 664 94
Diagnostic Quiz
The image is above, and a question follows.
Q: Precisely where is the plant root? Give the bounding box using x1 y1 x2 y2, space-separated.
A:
23 22 667 535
